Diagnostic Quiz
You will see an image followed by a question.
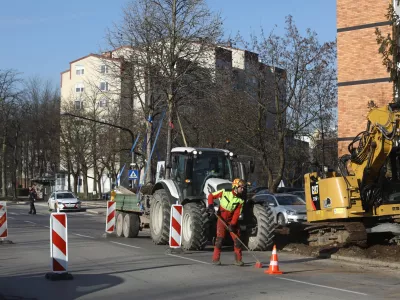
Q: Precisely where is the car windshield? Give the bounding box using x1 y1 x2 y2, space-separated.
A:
56 193 75 199
276 195 304 205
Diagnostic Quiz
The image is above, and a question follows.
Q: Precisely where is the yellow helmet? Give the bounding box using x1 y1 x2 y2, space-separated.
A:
232 178 246 189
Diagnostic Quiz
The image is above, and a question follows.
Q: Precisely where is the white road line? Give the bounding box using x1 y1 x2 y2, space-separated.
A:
166 254 211 265
8 216 15 220
110 241 142 249
74 233 94 239
277 277 368 296
24 221 36 225
44 226 50 228
9 212 18 215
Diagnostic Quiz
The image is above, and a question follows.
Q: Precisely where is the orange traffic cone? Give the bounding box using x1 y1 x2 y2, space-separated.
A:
265 245 283 275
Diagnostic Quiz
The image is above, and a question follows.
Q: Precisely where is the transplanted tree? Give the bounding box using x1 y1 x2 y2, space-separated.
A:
213 16 337 192
105 0 223 180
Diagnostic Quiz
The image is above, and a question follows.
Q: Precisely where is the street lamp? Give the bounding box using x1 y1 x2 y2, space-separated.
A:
61 111 138 187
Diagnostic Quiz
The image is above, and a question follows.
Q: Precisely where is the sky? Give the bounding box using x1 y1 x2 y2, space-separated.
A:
0 0 336 86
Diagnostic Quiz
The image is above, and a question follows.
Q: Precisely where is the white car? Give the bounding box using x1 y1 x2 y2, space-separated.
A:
253 193 307 225
48 191 81 212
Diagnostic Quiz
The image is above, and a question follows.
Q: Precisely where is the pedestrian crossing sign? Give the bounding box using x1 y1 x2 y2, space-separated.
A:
128 169 139 180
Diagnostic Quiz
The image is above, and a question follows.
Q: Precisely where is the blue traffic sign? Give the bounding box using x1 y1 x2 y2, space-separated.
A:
128 169 139 180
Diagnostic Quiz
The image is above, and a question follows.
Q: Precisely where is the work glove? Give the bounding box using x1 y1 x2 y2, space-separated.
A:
228 224 236 233
207 203 215 214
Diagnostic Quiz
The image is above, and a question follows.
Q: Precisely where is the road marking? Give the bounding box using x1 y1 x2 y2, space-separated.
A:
9 212 18 215
8 216 15 220
110 241 141 249
74 233 94 239
44 226 50 228
24 221 36 225
166 254 211 265
277 277 368 296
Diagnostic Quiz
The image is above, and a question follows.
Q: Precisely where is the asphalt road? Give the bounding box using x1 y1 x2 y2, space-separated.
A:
1 203 400 300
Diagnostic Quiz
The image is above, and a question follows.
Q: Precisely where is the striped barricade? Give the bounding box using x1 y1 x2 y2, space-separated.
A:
46 213 73 280
106 201 116 234
169 204 183 248
0 201 8 239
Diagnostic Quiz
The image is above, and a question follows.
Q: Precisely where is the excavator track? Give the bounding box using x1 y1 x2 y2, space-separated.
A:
306 222 367 247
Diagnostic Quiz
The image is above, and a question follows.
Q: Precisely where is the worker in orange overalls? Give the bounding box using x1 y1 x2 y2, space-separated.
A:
207 178 245 266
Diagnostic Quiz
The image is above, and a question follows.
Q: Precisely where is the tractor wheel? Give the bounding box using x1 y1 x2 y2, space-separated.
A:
245 204 275 251
181 202 209 250
150 189 171 245
116 212 125 237
123 213 140 238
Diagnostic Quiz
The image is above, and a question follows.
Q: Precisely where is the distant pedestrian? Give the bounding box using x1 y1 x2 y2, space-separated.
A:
28 186 37 215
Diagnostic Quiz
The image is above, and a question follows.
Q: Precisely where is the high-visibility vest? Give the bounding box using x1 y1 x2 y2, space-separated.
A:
213 189 244 212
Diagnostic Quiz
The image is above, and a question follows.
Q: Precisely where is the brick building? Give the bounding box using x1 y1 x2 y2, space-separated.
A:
337 0 394 156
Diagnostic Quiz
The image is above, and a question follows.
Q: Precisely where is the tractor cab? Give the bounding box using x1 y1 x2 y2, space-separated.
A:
170 147 234 199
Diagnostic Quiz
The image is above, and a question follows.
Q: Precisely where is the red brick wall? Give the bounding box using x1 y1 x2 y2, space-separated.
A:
337 0 392 157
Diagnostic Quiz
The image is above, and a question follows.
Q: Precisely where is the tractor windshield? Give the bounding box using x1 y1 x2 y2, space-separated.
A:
190 152 233 196
171 150 233 198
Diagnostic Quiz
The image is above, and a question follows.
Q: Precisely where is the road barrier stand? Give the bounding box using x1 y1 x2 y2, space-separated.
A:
45 213 73 280
265 244 283 275
106 200 116 234
166 204 183 254
0 201 11 244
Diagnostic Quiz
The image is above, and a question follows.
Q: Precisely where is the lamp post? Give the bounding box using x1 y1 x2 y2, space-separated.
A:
61 112 137 187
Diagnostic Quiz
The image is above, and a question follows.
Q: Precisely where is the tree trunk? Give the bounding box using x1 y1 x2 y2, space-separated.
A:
145 120 152 183
82 168 89 200
165 94 173 179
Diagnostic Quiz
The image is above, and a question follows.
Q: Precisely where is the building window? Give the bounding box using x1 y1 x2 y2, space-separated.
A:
100 82 109 91
100 65 109 74
75 66 85 75
75 83 84 93
98 98 108 107
74 100 83 110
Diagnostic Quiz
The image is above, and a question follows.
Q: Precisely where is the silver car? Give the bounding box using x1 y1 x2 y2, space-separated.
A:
253 193 307 225
48 191 81 212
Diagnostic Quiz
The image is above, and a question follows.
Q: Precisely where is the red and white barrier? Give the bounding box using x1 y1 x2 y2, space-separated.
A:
106 201 116 233
169 204 183 248
50 213 68 273
0 201 8 239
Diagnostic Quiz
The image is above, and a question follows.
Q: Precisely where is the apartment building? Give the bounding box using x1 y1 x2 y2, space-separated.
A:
60 44 283 193
337 0 397 156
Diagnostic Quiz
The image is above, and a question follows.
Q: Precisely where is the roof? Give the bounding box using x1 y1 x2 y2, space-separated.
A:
69 53 121 65
171 147 229 154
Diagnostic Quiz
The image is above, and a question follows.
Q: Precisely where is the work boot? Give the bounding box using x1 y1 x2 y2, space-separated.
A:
234 260 244 267
28 211 32 214
212 260 221 266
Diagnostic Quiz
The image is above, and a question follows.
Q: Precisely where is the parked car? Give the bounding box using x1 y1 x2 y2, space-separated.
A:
252 193 306 225
48 191 81 212
288 190 305 202
246 186 269 200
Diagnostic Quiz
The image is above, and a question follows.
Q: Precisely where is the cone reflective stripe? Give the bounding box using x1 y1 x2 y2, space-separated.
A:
169 204 183 248
106 201 116 233
0 201 8 239
265 244 283 275
50 213 68 273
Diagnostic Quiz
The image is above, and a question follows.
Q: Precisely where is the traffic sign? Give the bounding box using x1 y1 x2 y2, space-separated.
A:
128 169 139 180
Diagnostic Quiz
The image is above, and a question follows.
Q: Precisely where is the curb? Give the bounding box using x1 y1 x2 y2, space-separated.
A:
86 209 105 215
330 254 400 269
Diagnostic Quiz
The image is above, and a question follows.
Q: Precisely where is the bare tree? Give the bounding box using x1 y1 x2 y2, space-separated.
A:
0 69 24 197
208 16 337 192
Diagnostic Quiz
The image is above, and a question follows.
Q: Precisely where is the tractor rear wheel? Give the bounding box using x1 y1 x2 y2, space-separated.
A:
245 204 275 251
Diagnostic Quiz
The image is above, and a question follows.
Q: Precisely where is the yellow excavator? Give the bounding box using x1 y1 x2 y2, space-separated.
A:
304 102 400 246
